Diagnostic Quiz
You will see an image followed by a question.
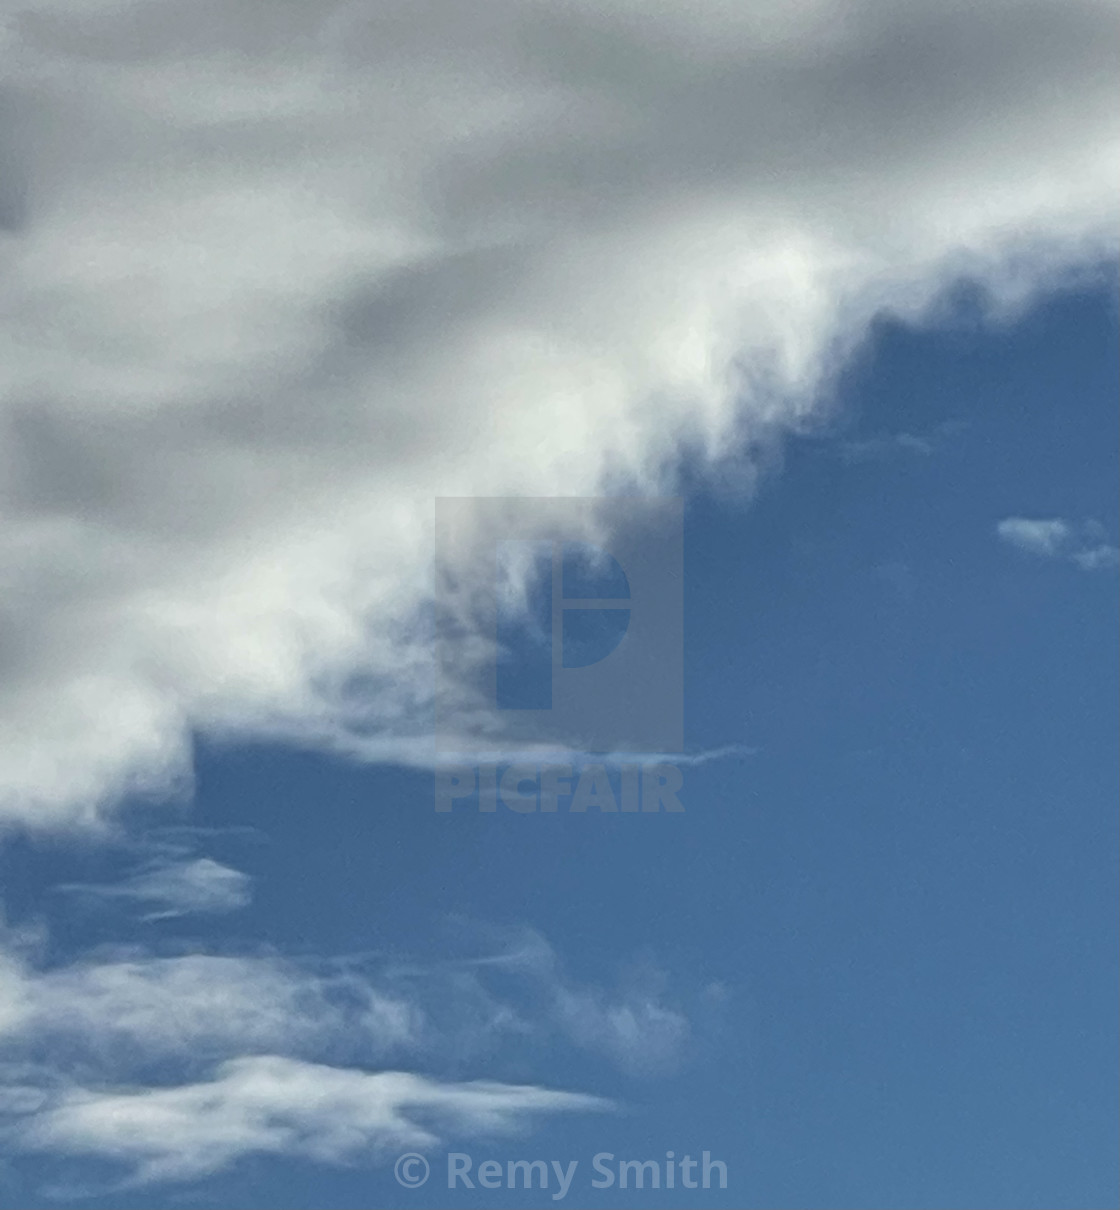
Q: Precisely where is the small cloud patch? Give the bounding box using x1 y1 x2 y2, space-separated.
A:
996 517 1118 570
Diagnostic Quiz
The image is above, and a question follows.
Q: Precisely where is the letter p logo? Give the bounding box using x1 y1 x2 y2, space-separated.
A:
495 541 632 710
436 498 682 755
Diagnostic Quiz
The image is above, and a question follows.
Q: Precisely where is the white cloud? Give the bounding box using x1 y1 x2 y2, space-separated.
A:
59 855 252 919
554 987 691 1076
13 1055 608 1187
996 517 1074 557
0 945 422 1066
996 517 1118 569
1071 543 1120 571
0 906 694 1187
461 926 695 1076
1 911 695 1077
0 0 1116 823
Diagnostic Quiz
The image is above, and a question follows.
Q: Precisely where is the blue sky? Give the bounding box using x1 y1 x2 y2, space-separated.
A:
3 280 1116 1209
0 3 1117 1208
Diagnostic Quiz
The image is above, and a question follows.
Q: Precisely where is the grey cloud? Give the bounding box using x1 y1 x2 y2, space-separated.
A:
0 0 1115 822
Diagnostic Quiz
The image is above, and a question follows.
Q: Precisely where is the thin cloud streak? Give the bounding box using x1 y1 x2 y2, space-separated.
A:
58 856 252 920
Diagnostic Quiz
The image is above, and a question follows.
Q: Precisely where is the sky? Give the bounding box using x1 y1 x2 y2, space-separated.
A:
0 1 1118 1208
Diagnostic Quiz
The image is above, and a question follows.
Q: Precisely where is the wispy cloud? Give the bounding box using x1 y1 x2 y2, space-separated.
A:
59 855 252 920
834 419 967 463
1 950 420 1071
996 517 1119 570
0 892 702 1190
13 1055 608 1189
1 916 698 1082
842 431 939 459
432 925 702 1077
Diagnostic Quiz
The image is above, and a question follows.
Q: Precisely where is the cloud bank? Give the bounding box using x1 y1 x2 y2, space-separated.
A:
0 0 1116 824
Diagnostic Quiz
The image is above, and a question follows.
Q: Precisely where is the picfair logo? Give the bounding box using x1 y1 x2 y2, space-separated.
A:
435 497 682 755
